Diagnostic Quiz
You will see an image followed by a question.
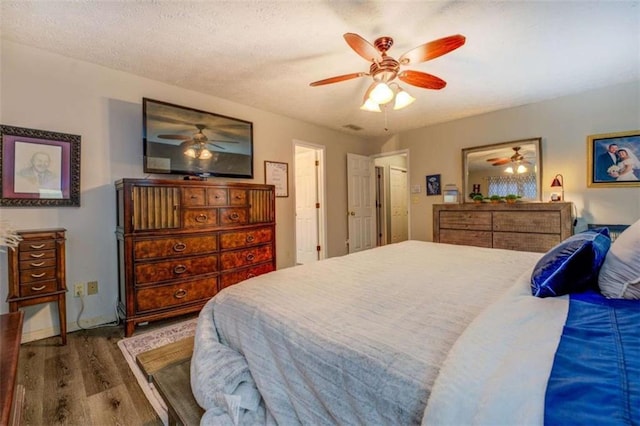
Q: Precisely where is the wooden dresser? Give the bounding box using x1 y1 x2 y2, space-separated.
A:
116 179 275 336
6 228 67 345
433 202 573 253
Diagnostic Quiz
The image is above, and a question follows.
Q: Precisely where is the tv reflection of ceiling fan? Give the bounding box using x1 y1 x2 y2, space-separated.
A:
486 146 532 166
158 124 239 151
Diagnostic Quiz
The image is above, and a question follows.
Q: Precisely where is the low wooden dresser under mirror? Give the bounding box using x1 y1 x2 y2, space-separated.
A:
6 228 67 345
115 179 276 337
433 203 573 253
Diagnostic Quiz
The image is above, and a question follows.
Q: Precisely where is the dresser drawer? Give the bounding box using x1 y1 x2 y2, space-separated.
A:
439 211 492 231
135 277 218 313
182 188 206 206
207 188 228 205
134 235 218 260
220 263 275 289
493 232 561 253
219 227 273 249
19 280 58 297
183 208 218 228
229 189 247 206
18 249 55 262
219 208 248 226
493 211 561 234
19 240 56 252
135 255 218 285
19 258 56 270
439 229 492 248
220 245 274 269
19 267 56 284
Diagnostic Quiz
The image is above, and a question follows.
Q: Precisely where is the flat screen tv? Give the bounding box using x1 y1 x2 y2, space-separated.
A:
143 98 253 178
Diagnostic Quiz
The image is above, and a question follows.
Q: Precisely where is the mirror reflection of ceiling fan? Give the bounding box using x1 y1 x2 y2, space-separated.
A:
486 147 533 173
158 124 239 159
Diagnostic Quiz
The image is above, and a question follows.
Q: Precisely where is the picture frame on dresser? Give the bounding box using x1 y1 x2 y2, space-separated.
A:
0 125 80 207
587 130 640 187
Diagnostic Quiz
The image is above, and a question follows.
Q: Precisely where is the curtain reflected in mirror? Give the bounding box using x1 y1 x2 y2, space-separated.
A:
462 138 542 202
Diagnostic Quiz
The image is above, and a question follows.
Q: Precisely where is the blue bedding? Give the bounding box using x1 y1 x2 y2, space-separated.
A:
545 291 640 425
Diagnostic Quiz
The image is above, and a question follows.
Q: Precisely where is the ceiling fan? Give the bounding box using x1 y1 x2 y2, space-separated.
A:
158 124 238 158
309 32 466 111
486 146 533 166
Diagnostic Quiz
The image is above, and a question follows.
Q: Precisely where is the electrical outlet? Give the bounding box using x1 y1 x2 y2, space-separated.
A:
87 280 98 295
74 283 84 297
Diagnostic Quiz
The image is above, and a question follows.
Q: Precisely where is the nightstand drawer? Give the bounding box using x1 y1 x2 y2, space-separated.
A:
134 235 218 260
135 277 218 313
20 280 58 297
18 240 56 252
18 249 55 262
219 227 273 249
19 268 56 284
220 245 273 269
19 258 56 270
135 255 218 285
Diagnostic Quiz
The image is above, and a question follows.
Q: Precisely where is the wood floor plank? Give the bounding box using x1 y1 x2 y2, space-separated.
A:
73 329 126 397
16 337 48 424
42 348 90 424
87 383 162 426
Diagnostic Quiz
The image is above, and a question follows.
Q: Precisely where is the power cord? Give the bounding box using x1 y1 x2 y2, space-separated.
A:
76 294 120 330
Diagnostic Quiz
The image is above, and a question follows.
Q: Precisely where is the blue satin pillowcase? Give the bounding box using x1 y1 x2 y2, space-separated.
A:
531 228 611 298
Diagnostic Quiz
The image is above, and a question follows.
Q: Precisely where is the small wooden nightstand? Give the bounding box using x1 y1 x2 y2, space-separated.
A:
6 228 67 345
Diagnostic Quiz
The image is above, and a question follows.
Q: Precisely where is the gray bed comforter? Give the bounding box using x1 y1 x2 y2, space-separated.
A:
191 240 542 425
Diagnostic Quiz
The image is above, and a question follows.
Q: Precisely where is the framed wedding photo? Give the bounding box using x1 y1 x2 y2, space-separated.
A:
1 124 81 207
587 130 640 188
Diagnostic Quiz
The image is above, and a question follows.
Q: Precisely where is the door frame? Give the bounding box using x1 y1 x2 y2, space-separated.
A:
293 140 327 261
371 149 411 241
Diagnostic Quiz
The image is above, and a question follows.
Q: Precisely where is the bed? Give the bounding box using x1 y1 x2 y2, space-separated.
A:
191 223 639 425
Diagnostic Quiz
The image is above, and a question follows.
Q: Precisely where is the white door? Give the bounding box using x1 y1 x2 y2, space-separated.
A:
295 147 318 264
347 153 375 253
390 167 408 243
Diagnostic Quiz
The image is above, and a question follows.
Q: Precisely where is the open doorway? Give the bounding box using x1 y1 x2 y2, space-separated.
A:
294 141 327 264
373 151 409 246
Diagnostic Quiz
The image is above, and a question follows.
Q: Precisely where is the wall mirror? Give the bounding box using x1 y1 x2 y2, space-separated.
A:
462 137 542 202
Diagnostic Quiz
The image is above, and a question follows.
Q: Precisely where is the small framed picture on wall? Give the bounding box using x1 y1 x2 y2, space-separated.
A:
426 174 441 196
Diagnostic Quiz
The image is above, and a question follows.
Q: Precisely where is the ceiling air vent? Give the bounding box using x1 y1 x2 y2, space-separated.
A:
343 124 363 131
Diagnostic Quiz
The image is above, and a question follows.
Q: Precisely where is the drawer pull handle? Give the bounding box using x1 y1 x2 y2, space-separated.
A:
246 235 255 243
195 214 208 223
174 289 187 299
30 243 46 249
29 253 45 258
173 242 187 252
215 195 220 199
246 273 256 279
30 261 45 267
246 253 255 261
30 272 46 278
31 285 46 291
229 212 240 221
173 265 187 274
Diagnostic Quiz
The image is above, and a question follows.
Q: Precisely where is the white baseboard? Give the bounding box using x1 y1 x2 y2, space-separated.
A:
21 315 119 343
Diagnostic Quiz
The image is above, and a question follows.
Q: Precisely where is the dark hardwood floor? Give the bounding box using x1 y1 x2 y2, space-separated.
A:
17 325 162 426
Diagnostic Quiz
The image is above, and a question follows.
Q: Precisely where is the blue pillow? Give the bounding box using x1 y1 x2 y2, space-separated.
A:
531 228 611 298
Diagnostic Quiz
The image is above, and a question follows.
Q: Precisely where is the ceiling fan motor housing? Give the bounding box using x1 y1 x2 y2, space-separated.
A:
370 57 400 82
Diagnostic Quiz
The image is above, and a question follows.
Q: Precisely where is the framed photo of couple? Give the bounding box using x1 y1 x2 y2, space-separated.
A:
1 124 81 207
587 130 640 188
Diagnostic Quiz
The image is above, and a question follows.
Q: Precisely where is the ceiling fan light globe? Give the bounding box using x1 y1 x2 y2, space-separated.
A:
393 89 416 110
517 164 527 173
199 149 213 160
369 83 394 104
360 98 382 112
184 148 197 158
504 166 514 174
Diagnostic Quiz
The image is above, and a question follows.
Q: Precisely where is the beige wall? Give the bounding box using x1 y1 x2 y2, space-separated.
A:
385 81 640 242
0 41 376 340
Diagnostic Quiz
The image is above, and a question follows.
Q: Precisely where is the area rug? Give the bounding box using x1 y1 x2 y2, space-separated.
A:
117 318 198 425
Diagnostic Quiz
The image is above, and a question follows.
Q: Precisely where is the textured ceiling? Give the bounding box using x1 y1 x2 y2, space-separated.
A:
1 1 639 138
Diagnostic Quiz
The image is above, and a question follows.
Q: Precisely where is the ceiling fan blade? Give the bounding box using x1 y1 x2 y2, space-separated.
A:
211 144 226 150
398 70 447 89
486 157 507 162
158 134 191 140
399 34 466 65
310 72 367 86
343 33 382 62
492 159 512 166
